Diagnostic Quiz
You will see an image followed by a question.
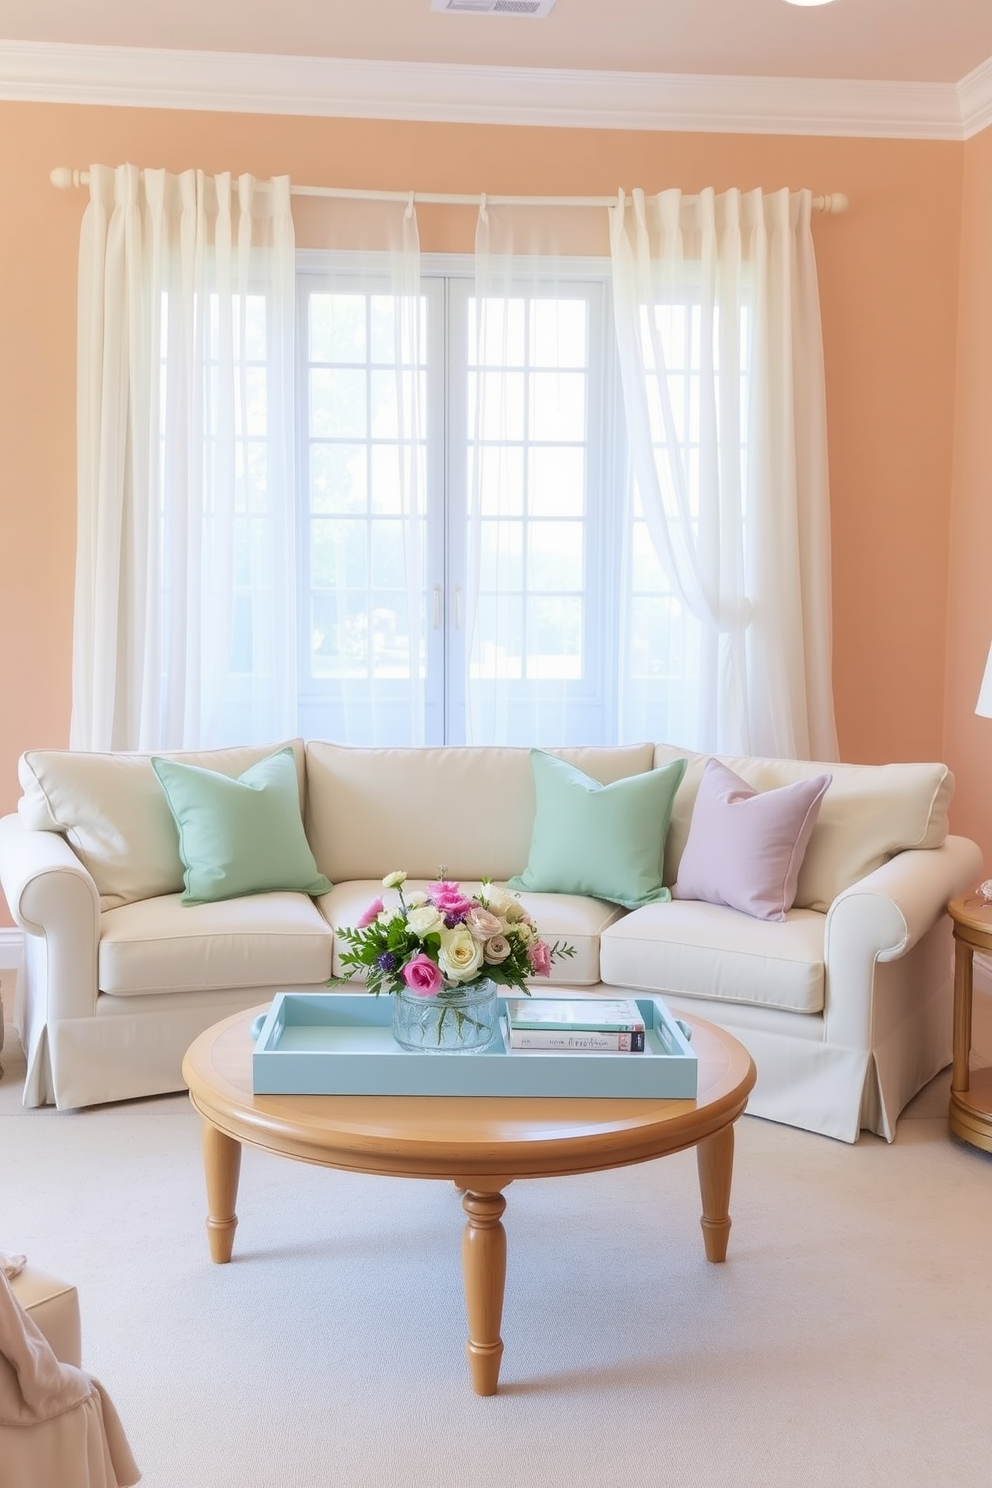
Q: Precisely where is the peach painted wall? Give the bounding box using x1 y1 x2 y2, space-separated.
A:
946 124 992 871
0 100 976 927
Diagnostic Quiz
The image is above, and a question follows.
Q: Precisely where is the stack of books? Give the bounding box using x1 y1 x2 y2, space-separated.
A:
503 998 647 1053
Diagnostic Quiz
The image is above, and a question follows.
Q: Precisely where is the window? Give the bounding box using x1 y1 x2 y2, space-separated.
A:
296 254 625 746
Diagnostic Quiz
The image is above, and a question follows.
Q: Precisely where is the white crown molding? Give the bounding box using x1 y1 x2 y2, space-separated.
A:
959 54 992 139
0 38 982 140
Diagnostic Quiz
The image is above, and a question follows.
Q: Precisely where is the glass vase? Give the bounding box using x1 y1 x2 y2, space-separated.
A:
391 978 499 1054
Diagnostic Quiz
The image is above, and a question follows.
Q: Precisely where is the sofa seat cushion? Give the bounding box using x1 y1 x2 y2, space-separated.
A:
98 891 333 996
319 881 625 986
599 900 826 1014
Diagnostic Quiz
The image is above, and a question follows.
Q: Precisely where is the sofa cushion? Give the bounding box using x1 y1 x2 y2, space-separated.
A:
673 758 831 921
654 744 953 912
509 750 686 908
151 748 331 906
18 740 307 911
304 741 656 885
600 899 826 1014
98 890 333 995
319 880 625 986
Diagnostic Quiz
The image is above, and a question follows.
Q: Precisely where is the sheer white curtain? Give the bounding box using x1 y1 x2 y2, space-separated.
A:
296 198 427 745
609 186 838 761
71 164 296 751
464 200 610 745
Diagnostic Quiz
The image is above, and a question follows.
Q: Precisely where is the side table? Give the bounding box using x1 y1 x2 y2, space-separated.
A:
947 893 992 1154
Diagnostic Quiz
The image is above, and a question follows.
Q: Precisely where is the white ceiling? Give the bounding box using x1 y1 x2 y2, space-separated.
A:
1 0 991 87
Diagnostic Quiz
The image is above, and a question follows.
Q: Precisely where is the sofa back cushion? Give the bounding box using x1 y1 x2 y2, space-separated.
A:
654 744 953 912
304 741 656 885
18 741 307 910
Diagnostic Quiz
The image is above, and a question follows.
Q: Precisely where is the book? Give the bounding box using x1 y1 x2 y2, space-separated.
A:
506 1025 645 1053
504 997 647 1034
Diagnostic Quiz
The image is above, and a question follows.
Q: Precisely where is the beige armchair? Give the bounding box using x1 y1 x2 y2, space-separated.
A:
0 1258 140 1488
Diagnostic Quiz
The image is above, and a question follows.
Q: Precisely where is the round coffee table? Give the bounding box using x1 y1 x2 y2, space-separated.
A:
182 1008 756 1395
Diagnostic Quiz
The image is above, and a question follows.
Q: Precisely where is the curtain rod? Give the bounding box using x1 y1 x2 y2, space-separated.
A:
49 169 848 214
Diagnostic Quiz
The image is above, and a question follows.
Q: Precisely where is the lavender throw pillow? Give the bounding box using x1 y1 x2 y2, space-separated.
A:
672 758 832 921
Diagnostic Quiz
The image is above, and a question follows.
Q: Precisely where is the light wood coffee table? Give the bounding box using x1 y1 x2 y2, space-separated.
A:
182 1007 756 1395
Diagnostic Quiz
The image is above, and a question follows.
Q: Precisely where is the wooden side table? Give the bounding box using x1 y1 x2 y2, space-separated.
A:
948 893 992 1154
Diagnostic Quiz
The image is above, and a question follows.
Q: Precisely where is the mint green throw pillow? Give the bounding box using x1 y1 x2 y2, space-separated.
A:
150 747 332 906
508 750 687 908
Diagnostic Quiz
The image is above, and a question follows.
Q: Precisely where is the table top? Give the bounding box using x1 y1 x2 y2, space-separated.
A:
182 1006 756 1182
948 893 992 942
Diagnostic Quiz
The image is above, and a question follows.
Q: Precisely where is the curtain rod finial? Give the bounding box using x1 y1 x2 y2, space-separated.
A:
50 167 87 189
814 192 848 214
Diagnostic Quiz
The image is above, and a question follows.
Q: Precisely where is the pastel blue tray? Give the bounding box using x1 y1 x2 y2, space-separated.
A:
250 993 697 1099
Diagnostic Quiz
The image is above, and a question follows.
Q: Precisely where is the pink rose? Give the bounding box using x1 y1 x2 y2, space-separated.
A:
401 953 444 997
466 906 502 940
356 897 384 929
528 939 552 977
427 881 474 920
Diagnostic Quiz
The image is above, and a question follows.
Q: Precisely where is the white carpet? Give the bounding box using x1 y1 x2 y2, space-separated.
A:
2 974 991 1488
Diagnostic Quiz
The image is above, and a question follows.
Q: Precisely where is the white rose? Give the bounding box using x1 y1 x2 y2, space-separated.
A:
405 891 429 908
377 908 401 928
382 871 407 889
503 899 527 923
483 887 513 916
407 904 444 937
438 926 484 982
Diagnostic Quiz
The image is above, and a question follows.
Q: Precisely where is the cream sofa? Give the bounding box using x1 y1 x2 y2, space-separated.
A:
0 738 981 1142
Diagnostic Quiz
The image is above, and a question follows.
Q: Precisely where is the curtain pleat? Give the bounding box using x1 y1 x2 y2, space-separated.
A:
71 166 297 751
609 186 838 761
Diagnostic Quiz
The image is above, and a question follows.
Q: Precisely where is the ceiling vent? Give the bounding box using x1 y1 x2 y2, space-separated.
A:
430 0 557 16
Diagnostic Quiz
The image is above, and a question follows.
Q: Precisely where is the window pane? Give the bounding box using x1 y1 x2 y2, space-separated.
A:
311 518 367 588
469 370 526 442
529 448 584 518
370 294 425 364
311 369 366 439
370 369 426 441
531 298 586 369
472 446 524 517
470 595 524 680
311 293 366 364
370 520 405 588
370 593 413 678
528 521 583 590
479 520 523 590
311 592 368 677
311 444 367 514
470 298 526 367
526 597 582 680
529 371 585 443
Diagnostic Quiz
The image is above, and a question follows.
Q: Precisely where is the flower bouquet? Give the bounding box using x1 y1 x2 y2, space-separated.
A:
335 871 576 1051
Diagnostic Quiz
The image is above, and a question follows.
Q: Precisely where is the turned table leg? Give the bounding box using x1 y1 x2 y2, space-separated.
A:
696 1124 735 1263
951 933 974 1096
460 1187 508 1396
202 1122 242 1263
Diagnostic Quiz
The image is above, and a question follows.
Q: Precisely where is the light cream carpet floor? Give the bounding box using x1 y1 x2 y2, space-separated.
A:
2 972 991 1488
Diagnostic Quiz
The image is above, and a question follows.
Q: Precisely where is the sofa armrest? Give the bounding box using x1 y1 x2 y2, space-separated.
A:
0 812 101 1020
823 834 983 1047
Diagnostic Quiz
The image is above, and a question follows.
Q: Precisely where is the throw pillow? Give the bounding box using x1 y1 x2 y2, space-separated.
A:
150 747 332 906
508 750 687 908
672 757 832 921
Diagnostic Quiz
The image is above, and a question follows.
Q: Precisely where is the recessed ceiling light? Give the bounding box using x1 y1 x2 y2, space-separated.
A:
782 0 836 6
430 0 557 14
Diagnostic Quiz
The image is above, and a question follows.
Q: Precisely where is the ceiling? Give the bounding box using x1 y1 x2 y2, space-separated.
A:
1 0 991 88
